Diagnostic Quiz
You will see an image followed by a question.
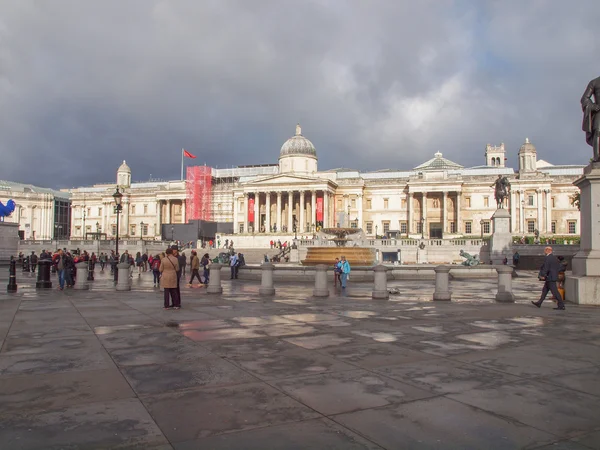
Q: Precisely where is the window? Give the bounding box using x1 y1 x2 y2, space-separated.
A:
400 222 407 234
366 222 373 234
465 221 472 234
528 195 534 206
131 205 136 214
144 204 148 214
484 197 489 208
527 220 536 233
351 198 356 208
142 224 148 236
239 224 244 233
465 197 471 208
417 222 423 234
551 197 555 208
450 222 456 233
366 199 372 209
568 221 577 234
383 198 389 209
98 207 102 216
483 221 490 234
350 221 358 229
551 221 556 234
130 224 136 235
240 201 244 212
383 221 390 233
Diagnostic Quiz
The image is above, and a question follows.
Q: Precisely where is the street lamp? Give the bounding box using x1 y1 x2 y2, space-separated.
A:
96 222 100 240
140 221 144 242
347 205 350 228
112 187 123 282
82 207 86 239
375 224 378 239
171 226 174 241
480 219 484 239
420 217 425 239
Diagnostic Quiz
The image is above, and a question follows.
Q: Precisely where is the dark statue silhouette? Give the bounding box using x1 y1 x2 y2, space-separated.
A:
490 175 511 209
581 76 600 162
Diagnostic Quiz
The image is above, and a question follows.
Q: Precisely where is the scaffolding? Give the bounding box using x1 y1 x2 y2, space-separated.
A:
186 166 212 221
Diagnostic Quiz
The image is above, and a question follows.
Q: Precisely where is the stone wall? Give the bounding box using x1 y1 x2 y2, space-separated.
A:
0 222 20 262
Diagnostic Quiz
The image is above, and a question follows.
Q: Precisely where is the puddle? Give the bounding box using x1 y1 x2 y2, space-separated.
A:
336 311 378 319
412 326 446 334
94 324 149 335
456 331 517 348
352 331 400 343
283 314 338 323
232 316 296 326
182 328 265 341
261 324 316 337
177 320 230 330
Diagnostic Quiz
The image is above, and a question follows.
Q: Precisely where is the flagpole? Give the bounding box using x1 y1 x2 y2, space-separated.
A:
181 148 184 181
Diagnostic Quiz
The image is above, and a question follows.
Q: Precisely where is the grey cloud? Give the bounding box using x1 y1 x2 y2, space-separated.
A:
0 0 597 189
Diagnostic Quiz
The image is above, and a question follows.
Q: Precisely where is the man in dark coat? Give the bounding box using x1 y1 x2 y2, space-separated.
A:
532 246 566 310
581 76 600 162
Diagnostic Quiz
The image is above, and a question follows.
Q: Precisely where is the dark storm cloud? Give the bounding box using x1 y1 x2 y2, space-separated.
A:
0 0 597 188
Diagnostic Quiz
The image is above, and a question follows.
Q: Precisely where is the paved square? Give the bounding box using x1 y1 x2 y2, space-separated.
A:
1 270 599 449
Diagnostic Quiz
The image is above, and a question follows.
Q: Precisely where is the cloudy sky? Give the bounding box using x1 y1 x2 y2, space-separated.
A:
1 0 598 189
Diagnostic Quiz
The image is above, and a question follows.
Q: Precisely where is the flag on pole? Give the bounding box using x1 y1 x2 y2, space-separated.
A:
183 149 196 159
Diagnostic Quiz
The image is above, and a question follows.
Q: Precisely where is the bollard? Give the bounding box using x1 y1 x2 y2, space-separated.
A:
207 263 223 294
495 265 515 303
35 260 52 289
312 264 329 297
7 258 17 293
74 262 89 290
258 263 275 296
116 262 131 291
372 265 389 299
433 265 452 301
87 259 94 281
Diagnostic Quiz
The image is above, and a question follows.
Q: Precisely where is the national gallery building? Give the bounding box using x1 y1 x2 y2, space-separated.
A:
1 125 584 242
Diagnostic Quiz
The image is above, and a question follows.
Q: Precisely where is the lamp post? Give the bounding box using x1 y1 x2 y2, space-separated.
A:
375 224 378 239
140 221 144 242
347 205 350 228
171 226 174 242
420 217 425 239
96 222 100 240
82 207 86 239
480 219 484 239
112 187 123 282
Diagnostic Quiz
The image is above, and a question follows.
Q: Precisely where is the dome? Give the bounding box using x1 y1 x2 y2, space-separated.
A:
519 137 537 154
117 160 131 173
279 124 317 158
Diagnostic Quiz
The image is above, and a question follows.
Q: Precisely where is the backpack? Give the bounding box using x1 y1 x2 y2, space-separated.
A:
152 259 160 271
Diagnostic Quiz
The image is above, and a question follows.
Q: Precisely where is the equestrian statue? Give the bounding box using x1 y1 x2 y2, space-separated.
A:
490 175 511 209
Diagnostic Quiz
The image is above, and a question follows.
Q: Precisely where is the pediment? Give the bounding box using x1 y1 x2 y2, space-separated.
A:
244 174 324 186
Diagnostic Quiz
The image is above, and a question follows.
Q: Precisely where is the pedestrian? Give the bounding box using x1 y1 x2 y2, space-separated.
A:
160 247 180 309
178 251 187 277
171 245 182 299
340 255 351 288
512 251 520 267
217 239 221 248
99 253 106 271
270 240 274 249
503 256 508 265
135 252 143 276
55 249 67 290
30 251 38 273
151 255 161 287
201 253 211 285
142 252 148 271
333 257 342 287
230 252 238 279
532 246 566 310
188 250 202 286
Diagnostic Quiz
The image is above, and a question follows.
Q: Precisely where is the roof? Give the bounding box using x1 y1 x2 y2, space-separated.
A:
0 180 71 199
413 152 464 171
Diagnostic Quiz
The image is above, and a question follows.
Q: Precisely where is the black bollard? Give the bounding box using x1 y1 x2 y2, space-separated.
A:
35 260 52 289
87 259 94 281
7 258 17 293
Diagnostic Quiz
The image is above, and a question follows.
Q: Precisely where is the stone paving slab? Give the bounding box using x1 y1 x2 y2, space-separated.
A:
0 269 599 448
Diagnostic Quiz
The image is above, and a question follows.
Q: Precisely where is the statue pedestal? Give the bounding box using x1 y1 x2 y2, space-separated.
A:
566 162 600 305
489 208 512 265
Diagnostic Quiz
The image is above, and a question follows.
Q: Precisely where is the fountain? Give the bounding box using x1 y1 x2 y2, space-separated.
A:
301 228 375 266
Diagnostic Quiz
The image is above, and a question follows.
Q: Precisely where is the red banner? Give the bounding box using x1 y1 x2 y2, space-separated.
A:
248 198 255 222
316 197 323 222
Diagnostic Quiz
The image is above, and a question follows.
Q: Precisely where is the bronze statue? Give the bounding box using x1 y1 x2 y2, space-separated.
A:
490 175 511 209
459 250 480 266
581 76 600 162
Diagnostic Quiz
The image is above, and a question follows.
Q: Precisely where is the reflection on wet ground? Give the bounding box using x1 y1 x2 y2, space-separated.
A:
1 269 600 448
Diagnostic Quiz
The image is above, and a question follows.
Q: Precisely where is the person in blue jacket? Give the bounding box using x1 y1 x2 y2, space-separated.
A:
340 255 351 288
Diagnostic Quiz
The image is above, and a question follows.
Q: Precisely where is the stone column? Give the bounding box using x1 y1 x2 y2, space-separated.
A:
265 192 271 232
287 191 293 232
243 193 249 233
116 262 131 291
357 194 363 230
519 191 525 233
312 264 329 297
233 196 239 234
407 193 413 234
510 191 516 233
299 191 305 233
155 201 162 237
323 191 329 228
456 192 461 235
311 190 316 231
422 193 427 237
441 192 447 236
181 200 186 224
276 192 282 231
495 265 515 302
372 265 389 299
433 265 451 301
74 262 89 290
254 192 260 233
545 189 552 233
207 263 223 294
536 189 543 232
122 199 130 236
259 263 275 295
165 200 171 225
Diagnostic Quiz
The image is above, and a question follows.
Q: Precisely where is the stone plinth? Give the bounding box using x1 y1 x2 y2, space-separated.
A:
495 265 515 303
566 162 600 304
258 263 275 296
207 263 223 294
0 222 19 263
116 262 131 291
433 265 451 301
74 262 89 290
312 264 329 297
372 265 389 299
490 208 512 265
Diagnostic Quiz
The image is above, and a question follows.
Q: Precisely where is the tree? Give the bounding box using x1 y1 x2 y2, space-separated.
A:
571 191 580 211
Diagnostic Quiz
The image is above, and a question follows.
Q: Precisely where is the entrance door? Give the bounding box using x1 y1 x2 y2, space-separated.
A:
429 223 443 239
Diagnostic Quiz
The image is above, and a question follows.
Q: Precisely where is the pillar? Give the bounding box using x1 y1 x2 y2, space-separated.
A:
165 200 171 225
433 265 451 301
357 194 363 230
116 262 131 291
312 264 329 297
74 262 89 290
422 193 427 237
156 201 162 236
323 191 329 229
181 200 186 224
455 192 461 235
545 189 552 233
536 189 543 232
207 263 223 294
372 265 389 299
299 191 305 233
287 191 293 232
243 193 249 234
265 192 271 232
276 192 282 231
407 193 413 235
123 199 130 236
259 263 275 295
519 191 525 233
441 192 447 236
233 196 239 234
495 265 515 303
254 192 260 233
510 191 516 233
311 190 316 231
35 260 52 289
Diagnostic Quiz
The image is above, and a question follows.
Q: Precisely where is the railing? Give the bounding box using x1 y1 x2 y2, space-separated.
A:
296 238 489 248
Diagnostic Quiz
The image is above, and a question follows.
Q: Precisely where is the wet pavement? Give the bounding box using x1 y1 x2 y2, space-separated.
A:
0 269 599 449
